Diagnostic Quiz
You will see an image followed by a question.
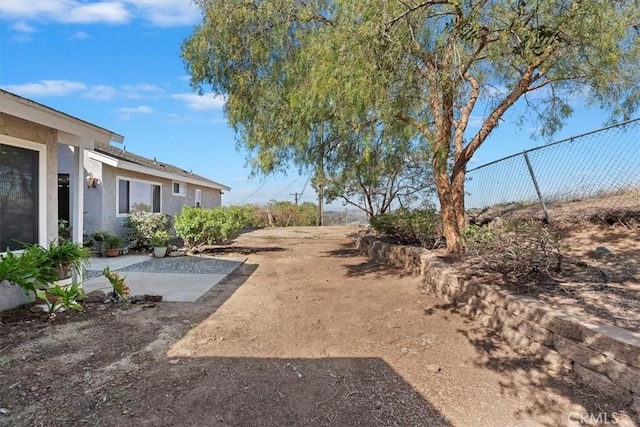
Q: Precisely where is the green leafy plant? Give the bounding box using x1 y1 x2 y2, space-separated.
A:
370 208 442 248
0 246 57 296
45 282 85 312
35 289 63 319
39 240 90 279
174 205 254 249
103 266 130 300
463 225 496 255
149 230 172 248
123 211 172 250
103 235 124 250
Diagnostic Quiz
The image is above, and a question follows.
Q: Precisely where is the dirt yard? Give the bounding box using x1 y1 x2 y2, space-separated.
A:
0 226 637 426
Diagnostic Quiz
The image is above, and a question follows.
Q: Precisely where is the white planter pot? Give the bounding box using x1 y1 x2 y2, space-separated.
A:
153 247 167 258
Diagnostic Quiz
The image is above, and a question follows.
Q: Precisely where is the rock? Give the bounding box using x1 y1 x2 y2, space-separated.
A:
84 290 107 303
169 359 180 365
0 408 7 415
144 294 163 302
129 295 145 304
592 246 613 259
142 303 156 309
103 298 113 304
425 364 441 373
488 216 504 230
29 305 44 313
168 251 186 257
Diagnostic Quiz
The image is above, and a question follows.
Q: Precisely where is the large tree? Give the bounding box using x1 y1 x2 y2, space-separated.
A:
183 0 640 252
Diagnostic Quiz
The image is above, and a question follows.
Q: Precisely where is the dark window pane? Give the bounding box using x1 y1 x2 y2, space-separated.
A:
152 185 161 213
0 144 38 251
118 180 130 214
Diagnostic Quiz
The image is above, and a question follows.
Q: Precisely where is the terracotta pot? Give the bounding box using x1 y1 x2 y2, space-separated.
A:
105 248 120 257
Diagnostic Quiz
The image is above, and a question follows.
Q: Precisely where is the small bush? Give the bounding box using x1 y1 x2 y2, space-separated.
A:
123 211 172 250
464 220 569 281
174 205 254 249
370 208 442 248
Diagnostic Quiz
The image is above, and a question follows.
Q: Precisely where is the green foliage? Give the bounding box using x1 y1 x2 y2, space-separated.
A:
36 240 90 278
462 225 496 255
0 246 57 296
123 211 172 250
370 208 442 248
183 0 640 252
149 230 172 248
47 282 85 312
174 205 254 249
250 201 318 227
103 267 130 300
35 289 63 318
103 235 124 250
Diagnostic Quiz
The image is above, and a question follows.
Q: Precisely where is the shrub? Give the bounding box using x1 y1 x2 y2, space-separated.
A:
123 211 172 250
0 246 57 296
370 208 442 248
174 205 254 249
248 201 318 227
464 220 569 281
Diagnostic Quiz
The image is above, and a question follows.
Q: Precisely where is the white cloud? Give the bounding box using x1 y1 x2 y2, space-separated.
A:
0 1 130 25
116 104 155 120
0 0 199 28
68 30 92 40
2 80 165 101
12 21 36 34
2 80 87 97
84 85 119 101
172 93 226 111
125 0 201 27
116 105 155 114
63 2 130 24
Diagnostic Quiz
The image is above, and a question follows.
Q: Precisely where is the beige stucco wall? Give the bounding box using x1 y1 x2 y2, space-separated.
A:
93 163 223 236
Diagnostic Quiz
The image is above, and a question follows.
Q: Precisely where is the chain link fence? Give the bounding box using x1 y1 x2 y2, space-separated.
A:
465 118 640 221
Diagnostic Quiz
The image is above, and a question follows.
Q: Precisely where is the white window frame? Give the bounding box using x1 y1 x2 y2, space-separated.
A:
172 181 186 196
116 176 162 217
195 188 202 207
0 135 48 252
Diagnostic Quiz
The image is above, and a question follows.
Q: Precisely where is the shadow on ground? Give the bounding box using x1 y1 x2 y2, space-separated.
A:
322 241 414 279
62 357 450 427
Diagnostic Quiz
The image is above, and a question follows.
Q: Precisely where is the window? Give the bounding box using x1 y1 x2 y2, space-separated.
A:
0 138 46 251
172 181 186 196
117 177 161 215
195 189 202 207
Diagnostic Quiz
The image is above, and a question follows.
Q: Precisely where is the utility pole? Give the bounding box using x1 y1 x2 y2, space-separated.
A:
290 192 301 205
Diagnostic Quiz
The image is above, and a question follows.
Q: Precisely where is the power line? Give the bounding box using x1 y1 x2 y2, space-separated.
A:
239 176 273 204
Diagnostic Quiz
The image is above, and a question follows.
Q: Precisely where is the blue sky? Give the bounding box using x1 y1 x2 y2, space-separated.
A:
0 0 631 208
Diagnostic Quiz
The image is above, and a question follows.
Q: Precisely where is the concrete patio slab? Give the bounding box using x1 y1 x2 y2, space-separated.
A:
82 271 235 302
83 255 244 302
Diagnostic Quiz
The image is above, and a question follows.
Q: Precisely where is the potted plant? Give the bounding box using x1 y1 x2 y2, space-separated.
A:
149 230 171 258
103 234 124 257
41 240 91 282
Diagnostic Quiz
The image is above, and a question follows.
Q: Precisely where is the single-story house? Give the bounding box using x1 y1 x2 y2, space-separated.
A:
58 142 231 237
0 89 124 310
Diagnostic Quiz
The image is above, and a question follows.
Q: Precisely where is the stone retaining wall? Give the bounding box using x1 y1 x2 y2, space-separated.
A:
357 233 640 415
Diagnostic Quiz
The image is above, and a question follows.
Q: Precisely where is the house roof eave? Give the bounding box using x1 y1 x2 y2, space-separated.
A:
0 89 124 146
87 151 231 192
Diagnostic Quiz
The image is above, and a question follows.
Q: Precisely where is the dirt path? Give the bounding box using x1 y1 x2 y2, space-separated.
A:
0 226 636 426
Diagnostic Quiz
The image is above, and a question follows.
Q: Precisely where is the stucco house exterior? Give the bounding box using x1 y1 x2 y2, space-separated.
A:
0 89 124 310
58 142 230 237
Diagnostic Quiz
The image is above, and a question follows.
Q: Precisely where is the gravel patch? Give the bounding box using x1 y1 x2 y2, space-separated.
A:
114 256 242 275
84 270 105 279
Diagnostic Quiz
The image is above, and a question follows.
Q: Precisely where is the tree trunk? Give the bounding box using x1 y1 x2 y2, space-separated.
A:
433 157 466 253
